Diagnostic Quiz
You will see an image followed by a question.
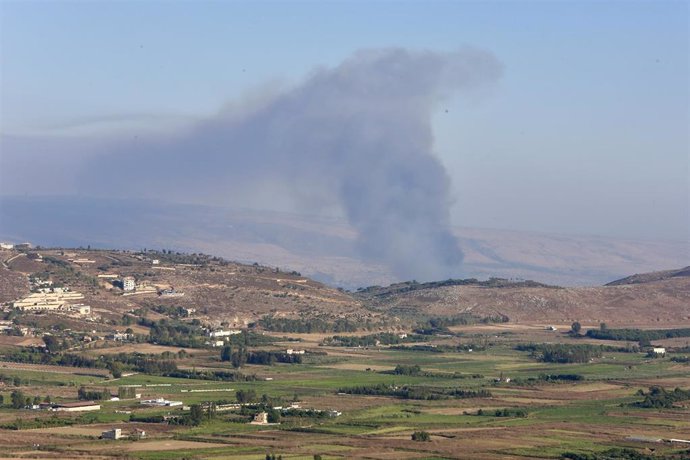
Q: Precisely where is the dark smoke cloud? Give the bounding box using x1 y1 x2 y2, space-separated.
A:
78 47 502 281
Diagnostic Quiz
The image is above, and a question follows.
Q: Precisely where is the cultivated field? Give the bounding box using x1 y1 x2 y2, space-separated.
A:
0 323 689 459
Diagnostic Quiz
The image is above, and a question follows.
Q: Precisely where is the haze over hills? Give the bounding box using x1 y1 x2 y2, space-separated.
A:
1 195 687 289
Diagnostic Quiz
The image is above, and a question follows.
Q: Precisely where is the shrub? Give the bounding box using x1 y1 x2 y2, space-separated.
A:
411 431 431 441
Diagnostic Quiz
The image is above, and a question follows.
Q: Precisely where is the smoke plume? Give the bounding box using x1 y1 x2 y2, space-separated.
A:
79 47 502 281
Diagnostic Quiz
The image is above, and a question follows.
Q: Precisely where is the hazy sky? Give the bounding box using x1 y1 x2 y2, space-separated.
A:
1 1 688 242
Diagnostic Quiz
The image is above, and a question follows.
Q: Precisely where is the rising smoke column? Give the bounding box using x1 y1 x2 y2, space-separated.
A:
80 47 502 281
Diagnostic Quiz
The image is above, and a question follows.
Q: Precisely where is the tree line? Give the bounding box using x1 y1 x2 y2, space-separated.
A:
337 383 492 400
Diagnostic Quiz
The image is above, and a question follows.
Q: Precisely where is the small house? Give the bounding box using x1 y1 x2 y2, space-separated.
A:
101 428 122 440
251 412 268 425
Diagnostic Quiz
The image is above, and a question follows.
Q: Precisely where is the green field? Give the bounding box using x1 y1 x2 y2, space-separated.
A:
1 327 689 460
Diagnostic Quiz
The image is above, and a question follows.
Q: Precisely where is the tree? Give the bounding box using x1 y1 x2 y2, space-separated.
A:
267 408 281 423
0 394 4 406
43 335 61 353
231 345 247 368
118 387 136 399
11 392 25 409
108 362 123 378
236 389 257 404
205 402 217 421
33 396 41 405
571 322 582 335
599 322 608 331
188 404 204 426
221 345 233 362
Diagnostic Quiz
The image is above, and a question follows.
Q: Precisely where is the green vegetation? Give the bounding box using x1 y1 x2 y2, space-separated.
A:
31 256 100 289
77 386 111 400
322 332 428 347
516 343 604 363
356 277 557 298
561 448 658 460
220 346 303 366
143 318 207 347
633 386 690 408
256 317 360 333
586 327 690 342
337 383 492 400
411 430 431 441
479 408 528 417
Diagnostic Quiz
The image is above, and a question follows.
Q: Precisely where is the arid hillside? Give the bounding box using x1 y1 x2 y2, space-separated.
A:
357 275 690 327
0 248 374 330
1 246 688 329
606 266 690 286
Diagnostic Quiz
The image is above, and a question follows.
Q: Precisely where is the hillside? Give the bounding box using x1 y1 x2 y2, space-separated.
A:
0 247 374 332
356 272 690 327
1 246 689 329
605 266 690 286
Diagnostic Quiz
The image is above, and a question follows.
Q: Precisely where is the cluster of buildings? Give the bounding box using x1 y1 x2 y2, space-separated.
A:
140 398 183 407
208 329 242 338
12 287 91 315
207 328 243 347
0 242 31 250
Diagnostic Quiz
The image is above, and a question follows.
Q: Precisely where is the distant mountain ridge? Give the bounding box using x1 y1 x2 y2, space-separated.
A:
1 195 687 289
606 266 690 286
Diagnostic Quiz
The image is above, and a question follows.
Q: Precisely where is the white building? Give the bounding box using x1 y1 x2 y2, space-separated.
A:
209 329 241 338
101 428 122 440
652 347 666 356
112 332 133 341
286 349 305 355
66 304 91 315
140 398 183 407
122 277 136 291
52 401 101 412
13 289 85 311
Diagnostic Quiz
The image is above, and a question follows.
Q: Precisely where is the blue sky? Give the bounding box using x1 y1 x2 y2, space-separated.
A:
1 0 688 241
